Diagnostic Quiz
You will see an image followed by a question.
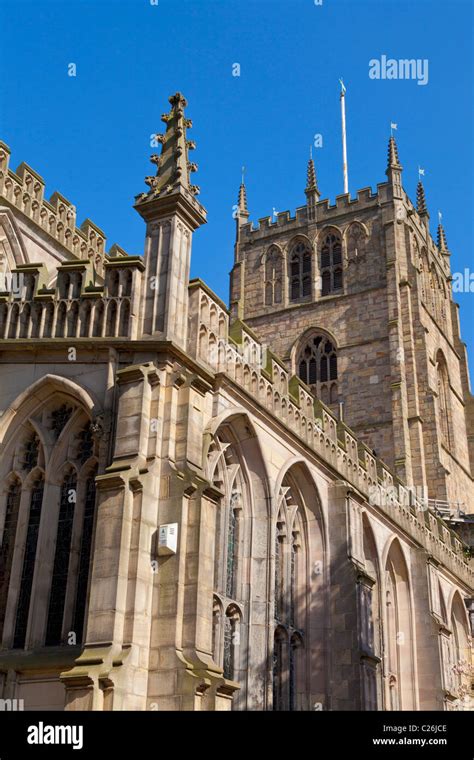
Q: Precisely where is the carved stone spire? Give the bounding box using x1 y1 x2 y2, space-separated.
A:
416 181 428 216
385 135 403 200
135 92 204 213
305 158 319 198
386 136 402 172
437 223 449 255
237 181 249 218
305 157 320 222
134 93 207 345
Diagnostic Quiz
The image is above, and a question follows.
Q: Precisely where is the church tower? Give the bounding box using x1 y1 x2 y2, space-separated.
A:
230 137 474 512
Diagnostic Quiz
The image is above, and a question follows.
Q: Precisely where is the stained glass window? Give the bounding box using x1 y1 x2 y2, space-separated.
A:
51 405 73 439
13 478 44 648
223 615 234 680
290 541 296 627
274 532 282 622
23 435 40 471
45 473 77 646
0 482 21 641
72 472 97 643
297 335 338 403
225 500 237 599
78 425 94 464
289 641 296 711
289 635 300 712
273 629 284 711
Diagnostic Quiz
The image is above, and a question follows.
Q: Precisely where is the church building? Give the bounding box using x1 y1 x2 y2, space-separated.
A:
0 92 472 711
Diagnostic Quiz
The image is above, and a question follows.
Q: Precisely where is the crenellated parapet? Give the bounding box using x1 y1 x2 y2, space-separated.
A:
0 141 131 275
0 255 145 340
188 278 473 586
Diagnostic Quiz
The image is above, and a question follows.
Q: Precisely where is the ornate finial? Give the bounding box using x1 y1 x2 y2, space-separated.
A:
386 135 402 171
305 157 318 195
237 179 249 215
136 91 200 203
416 180 428 216
437 222 449 254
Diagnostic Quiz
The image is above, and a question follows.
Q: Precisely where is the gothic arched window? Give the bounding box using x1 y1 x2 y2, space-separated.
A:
273 626 286 711
208 435 245 688
0 480 21 641
297 333 338 405
384 541 415 710
225 491 239 599
264 246 283 306
51 405 73 439
274 523 283 623
23 433 40 471
13 477 45 648
320 232 343 295
272 484 307 711
78 424 95 465
0 398 100 654
289 241 312 302
72 469 98 643
45 471 77 645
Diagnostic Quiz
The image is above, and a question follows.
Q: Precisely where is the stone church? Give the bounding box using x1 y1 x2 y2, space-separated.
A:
0 92 472 712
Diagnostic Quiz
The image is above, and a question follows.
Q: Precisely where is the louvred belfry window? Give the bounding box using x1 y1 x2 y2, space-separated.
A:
320 233 343 295
289 242 312 302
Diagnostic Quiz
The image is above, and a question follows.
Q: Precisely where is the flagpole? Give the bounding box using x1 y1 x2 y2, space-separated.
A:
340 79 349 194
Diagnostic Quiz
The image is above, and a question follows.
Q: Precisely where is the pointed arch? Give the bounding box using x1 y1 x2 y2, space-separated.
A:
263 244 283 306
345 221 369 263
55 302 67 336
67 301 79 337
0 476 22 641
293 328 339 405
92 300 104 337
44 469 77 645
119 299 130 337
359 513 382 710
12 474 45 648
105 299 118 337
8 302 19 338
318 225 343 296
383 537 416 710
205 411 271 709
272 459 327 711
0 373 101 448
0 375 100 652
0 207 28 270
288 237 313 302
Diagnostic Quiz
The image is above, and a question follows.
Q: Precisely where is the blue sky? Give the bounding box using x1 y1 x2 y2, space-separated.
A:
0 0 473 375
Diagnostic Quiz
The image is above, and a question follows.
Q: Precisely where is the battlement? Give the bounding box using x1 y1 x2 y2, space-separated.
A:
0 141 130 271
0 256 144 340
239 184 387 241
188 278 473 586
